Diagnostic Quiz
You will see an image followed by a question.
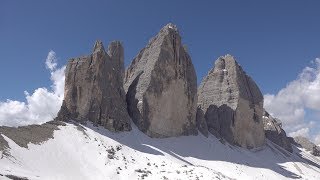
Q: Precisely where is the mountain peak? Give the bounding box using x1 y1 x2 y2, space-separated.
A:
124 22 197 138
164 23 178 31
160 23 179 34
92 40 105 53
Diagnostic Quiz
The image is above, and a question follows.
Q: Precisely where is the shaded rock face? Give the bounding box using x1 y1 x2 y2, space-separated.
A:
197 55 265 149
291 136 320 156
56 41 131 132
262 110 292 152
124 23 198 138
196 107 208 137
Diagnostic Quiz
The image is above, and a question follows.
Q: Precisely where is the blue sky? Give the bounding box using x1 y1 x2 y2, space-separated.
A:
1 0 319 100
1 1 320 141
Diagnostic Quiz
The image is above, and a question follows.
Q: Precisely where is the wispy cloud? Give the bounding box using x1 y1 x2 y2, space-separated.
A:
264 58 320 142
0 51 65 127
45 50 58 71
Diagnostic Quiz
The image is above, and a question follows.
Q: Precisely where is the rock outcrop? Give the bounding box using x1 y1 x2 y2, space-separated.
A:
56 40 131 132
197 55 265 149
291 136 320 156
124 23 198 138
262 110 292 152
0 121 65 151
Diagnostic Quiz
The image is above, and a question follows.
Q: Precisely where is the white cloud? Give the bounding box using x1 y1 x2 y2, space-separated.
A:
288 128 310 138
264 58 320 142
45 50 58 71
0 51 65 127
314 134 320 145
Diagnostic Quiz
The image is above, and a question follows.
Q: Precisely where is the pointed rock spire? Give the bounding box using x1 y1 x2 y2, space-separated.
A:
56 40 131 132
163 23 178 32
108 41 125 79
93 40 105 53
124 23 197 138
197 55 265 149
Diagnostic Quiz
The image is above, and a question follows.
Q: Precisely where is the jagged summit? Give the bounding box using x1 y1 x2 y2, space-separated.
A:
162 23 178 32
92 40 105 53
107 41 123 57
207 54 238 82
56 40 131 132
107 41 125 82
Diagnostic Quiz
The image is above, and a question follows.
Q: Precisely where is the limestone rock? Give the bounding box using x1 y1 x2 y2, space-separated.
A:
56 40 131 132
196 106 209 137
262 110 292 152
198 55 265 149
291 136 320 156
124 23 198 138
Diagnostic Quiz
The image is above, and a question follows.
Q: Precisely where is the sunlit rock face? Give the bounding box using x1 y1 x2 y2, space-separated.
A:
56 40 131 132
124 23 198 138
198 55 265 149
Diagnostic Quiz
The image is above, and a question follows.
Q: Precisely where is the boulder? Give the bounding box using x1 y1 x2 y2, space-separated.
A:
197 55 265 149
56 40 131 132
262 110 292 152
124 23 198 138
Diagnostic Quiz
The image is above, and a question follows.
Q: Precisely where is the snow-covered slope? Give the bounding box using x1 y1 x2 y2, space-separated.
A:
1 122 320 180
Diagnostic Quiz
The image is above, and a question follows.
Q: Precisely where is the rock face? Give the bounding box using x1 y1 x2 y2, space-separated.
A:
196 106 209 137
56 41 131 132
291 136 320 156
262 110 292 152
124 23 198 138
197 55 265 149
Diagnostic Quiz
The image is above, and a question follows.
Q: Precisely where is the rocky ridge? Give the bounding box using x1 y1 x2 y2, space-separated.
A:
262 110 292 152
291 136 320 156
0 121 65 151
